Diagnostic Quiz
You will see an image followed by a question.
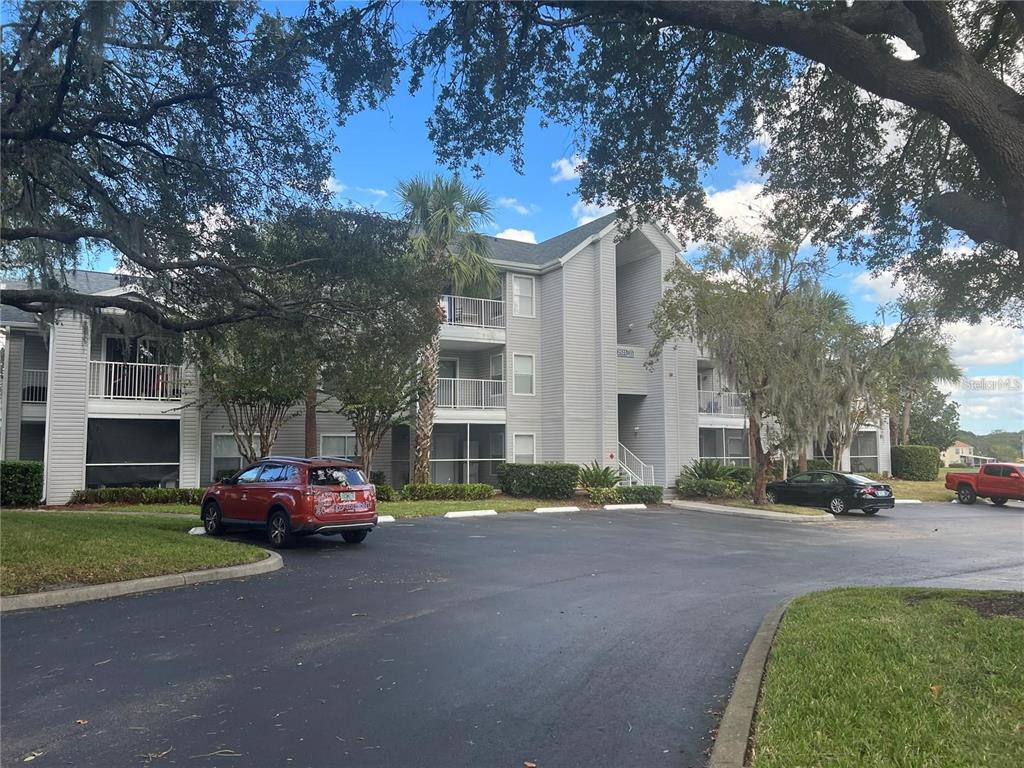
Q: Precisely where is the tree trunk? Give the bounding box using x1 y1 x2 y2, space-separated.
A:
412 332 440 484
888 412 899 447
798 446 808 472
901 398 913 445
780 451 788 481
749 409 769 504
304 385 318 457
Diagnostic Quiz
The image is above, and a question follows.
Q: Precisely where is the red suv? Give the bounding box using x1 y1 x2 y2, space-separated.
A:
200 456 377 548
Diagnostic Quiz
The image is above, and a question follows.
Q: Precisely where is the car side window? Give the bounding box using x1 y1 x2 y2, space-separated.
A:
236 464 263 483
259 464 286 482
791 473 812 484
994 466 1009 477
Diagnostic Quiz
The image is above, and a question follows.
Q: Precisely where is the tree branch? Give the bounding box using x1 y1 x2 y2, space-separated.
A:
921 191 1014 248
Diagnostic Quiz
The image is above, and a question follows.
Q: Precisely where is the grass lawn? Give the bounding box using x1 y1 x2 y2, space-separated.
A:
379 497 579 518
0 511 266 596
751 588 1024 768
93 502 199 515
885 477 956 502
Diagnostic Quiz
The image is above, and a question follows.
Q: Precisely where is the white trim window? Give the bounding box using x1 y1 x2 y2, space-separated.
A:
321 434 358 459
513 433 536 464
212 433 253 481
512 275 535 318
513 354 535 395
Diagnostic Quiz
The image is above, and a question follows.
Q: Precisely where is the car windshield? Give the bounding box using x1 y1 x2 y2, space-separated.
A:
843 474 880 484
309 467 367 486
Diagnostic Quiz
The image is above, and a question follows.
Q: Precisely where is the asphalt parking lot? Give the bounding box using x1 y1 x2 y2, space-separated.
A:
2 501 1021 767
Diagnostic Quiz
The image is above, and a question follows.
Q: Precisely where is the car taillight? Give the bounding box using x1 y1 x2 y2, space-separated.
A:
861 486 876 496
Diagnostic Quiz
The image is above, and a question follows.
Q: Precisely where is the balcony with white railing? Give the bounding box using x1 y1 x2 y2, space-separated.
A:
436 378 506 410
88 361 184 401
697 390 745 417
21 369 48 403
438 295 506 347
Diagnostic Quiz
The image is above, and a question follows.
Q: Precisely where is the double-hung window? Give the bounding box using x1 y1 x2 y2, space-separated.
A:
513 434 536 464
512 275 535 317
513 354 535 395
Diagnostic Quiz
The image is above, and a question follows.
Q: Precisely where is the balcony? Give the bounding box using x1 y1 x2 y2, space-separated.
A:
438 295 506 349
698 390 745 417
21 369 48 403
88 361 184 401
437 378 506 409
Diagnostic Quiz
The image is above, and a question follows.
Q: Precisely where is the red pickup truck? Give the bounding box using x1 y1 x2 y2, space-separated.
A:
945 463 1024 506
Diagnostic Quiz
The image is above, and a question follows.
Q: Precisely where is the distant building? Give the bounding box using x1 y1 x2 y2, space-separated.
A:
940 440 996 467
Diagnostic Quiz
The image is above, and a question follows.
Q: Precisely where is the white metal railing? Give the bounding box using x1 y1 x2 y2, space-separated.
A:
617 442 655 486
440 295 505 329
21 369 48 403
88 361 184 401
436 378 506 409
698 390 745 416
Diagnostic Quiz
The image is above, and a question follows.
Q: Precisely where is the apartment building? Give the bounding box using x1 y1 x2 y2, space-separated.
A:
1 214 890 504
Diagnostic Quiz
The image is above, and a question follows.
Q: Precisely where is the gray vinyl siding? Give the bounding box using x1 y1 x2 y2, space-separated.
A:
539 269 564 461
561 242 607 465
179 367 202 487
504 270 543 460
3 333 25 458
44 312 91 504
197 399 393 485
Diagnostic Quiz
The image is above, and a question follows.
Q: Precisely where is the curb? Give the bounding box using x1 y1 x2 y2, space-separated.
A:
443 509 498 519
894 499 922 504
535 506 580 513
603 503 647 510
0 551 283 613
709 597 793 768
668 500 834 523
377 515 396 523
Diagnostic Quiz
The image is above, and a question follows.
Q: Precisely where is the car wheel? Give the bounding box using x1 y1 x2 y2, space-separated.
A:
957 484 977 505
202 501 224 535
863 507 879 516
766 489 778 504
991 497 1008 507
342 530 368 545
828 496 849 515
267 509 294 549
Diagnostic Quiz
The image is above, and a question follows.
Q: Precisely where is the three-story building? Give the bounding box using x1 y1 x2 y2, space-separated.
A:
1 214 889 504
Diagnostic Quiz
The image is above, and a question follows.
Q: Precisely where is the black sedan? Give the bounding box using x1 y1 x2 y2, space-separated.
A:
766 471 896 515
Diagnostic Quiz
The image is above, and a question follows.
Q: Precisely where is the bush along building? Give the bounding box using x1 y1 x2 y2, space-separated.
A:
1 215 890 504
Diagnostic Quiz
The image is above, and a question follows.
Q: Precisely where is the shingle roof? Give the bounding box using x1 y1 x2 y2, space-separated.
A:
484 211 620 267
1 270 126 326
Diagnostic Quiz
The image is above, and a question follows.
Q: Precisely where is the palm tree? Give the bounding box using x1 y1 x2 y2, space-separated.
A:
888 336 961 445
399 175 499 484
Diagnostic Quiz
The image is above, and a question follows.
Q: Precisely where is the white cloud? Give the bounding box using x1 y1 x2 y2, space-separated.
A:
495 228 538 244
886 36 919 61
943 321 1024 368
497 196 538 216
550 155 582 183
571 200 616 226
322 176 346 196
705 180 773 236
940 377 1024 433
852 269 907 304
358 187 388 200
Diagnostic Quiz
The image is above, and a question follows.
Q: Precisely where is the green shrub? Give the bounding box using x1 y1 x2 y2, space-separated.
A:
727 465 753 484
676 478 744 498
398 483 496 501
497 463 579 498
891 445 940 481
373 483 397 502
618 485 663 504
588 487 621 505
679 458 735 481
68 487 204 505
578 461 621 489
808 458 834 471
1 460 44 507
947 462 970 469
369 471 387 485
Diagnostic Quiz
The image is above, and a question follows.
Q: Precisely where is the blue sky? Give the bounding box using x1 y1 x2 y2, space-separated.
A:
94 1 1024 434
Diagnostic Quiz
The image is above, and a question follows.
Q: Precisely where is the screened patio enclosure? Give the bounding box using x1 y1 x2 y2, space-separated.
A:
430 423 505 485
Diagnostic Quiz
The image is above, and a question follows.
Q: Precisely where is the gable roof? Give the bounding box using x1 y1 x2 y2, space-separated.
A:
1 270 126 327
484 212 620 267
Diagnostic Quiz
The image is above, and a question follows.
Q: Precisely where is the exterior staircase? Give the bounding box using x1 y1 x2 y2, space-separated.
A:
617 442 655 486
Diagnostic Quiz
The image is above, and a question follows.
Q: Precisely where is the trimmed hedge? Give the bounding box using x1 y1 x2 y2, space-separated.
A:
497 462 580 498
373 483 397 502
676 478 745 498
398 483 496 501
588 487 621 505
619 485 663 504
68 487 205 505
1 460 44 507
891 445 940 481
